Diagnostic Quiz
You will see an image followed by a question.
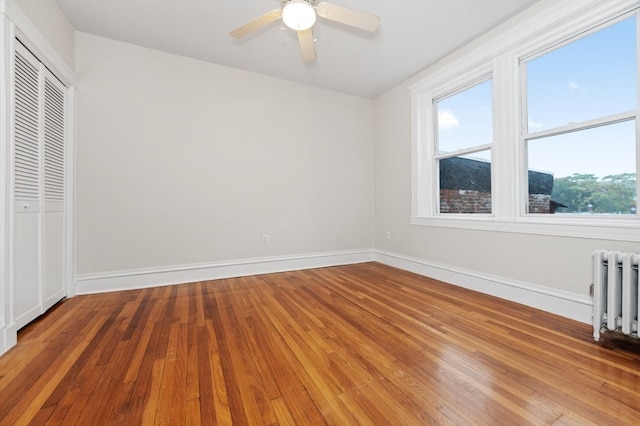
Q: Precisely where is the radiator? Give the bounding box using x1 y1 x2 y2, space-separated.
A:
592 250 640 341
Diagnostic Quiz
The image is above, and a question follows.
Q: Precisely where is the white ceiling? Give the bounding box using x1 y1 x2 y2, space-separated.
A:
54 0 538 99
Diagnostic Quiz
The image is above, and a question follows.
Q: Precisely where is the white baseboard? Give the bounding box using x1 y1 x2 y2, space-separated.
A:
75 249 375 295
74 248 593 325
374 250 593 324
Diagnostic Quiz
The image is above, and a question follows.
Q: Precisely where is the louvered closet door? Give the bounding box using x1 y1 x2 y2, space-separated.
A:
42 69 65 311
13 42 42 328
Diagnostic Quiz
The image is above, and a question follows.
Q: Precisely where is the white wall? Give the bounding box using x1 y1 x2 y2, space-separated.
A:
13 0 74 68
75 32 374 276
373 1 639 322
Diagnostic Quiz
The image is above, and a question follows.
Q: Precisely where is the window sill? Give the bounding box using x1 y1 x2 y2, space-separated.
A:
410 215 640 242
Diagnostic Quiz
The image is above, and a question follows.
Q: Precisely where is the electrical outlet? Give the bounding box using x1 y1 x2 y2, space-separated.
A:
385 231 391 240
262 234 269 244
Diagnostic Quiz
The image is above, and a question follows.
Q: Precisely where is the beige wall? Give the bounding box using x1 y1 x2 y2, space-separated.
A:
14 0 74 68
75 32 374 274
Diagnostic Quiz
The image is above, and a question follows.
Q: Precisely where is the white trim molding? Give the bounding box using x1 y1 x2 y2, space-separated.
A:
374 250 593 324
75 249 375 294
0 0 75 86
410 215 640 242
76 248 593 325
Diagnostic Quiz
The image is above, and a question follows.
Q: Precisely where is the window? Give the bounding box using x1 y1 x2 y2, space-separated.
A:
436 79 493 214
410 1 639 241
523 16 637 215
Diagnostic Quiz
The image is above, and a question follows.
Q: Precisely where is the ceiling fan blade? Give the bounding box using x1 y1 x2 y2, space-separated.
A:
297 29 316 63
230 9 283 38
315 2 380 32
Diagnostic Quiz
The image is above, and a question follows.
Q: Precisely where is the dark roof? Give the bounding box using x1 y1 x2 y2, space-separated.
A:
439 157 553 195
528 169 554 195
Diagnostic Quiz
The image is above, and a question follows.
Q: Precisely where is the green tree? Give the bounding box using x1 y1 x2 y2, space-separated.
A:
592 173 637 213
552 173 598 213
552 173 636 214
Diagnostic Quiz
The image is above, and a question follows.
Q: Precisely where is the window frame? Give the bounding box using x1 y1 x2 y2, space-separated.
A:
434 75 494 215
410 0 640 242
413 65 495 219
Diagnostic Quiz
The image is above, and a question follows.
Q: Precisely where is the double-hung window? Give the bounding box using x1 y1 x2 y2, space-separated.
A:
436 78 493 214
523 15 637 216
411 1 639 241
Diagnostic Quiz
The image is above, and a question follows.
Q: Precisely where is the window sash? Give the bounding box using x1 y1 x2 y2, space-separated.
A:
520 13 638 217
524 111 636 142
435 143 493 161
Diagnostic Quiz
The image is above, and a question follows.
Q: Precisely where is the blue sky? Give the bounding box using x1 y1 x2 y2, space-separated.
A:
437 14 638 179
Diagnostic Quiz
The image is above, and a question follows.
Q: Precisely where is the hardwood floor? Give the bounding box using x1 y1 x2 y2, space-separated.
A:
1 262 639 425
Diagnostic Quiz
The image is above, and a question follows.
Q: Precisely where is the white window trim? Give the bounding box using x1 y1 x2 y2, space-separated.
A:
414 66 494 218
410 0 640 243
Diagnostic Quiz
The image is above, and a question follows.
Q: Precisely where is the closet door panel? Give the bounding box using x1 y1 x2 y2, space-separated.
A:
13 211 40 328
42 71 65 308
12 43 42 328
42 211 63 309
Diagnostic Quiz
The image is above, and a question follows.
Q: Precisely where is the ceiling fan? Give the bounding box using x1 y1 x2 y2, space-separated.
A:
230 0 380 63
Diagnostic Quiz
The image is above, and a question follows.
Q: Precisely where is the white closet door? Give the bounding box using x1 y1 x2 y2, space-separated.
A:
13 42 42 329
42 69 65 311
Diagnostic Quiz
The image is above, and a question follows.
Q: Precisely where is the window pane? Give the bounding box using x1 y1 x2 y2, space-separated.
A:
527 120 637 214
439 153 492 214
437 79 493 153
527 17 637 133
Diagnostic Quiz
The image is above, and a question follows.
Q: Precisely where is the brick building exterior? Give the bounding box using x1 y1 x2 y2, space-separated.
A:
439 157 555 214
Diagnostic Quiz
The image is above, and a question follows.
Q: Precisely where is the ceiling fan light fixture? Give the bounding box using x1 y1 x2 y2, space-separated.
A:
282 1 316 31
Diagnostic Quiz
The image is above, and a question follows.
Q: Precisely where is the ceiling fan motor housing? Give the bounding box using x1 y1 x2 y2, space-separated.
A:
282 0 317 31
